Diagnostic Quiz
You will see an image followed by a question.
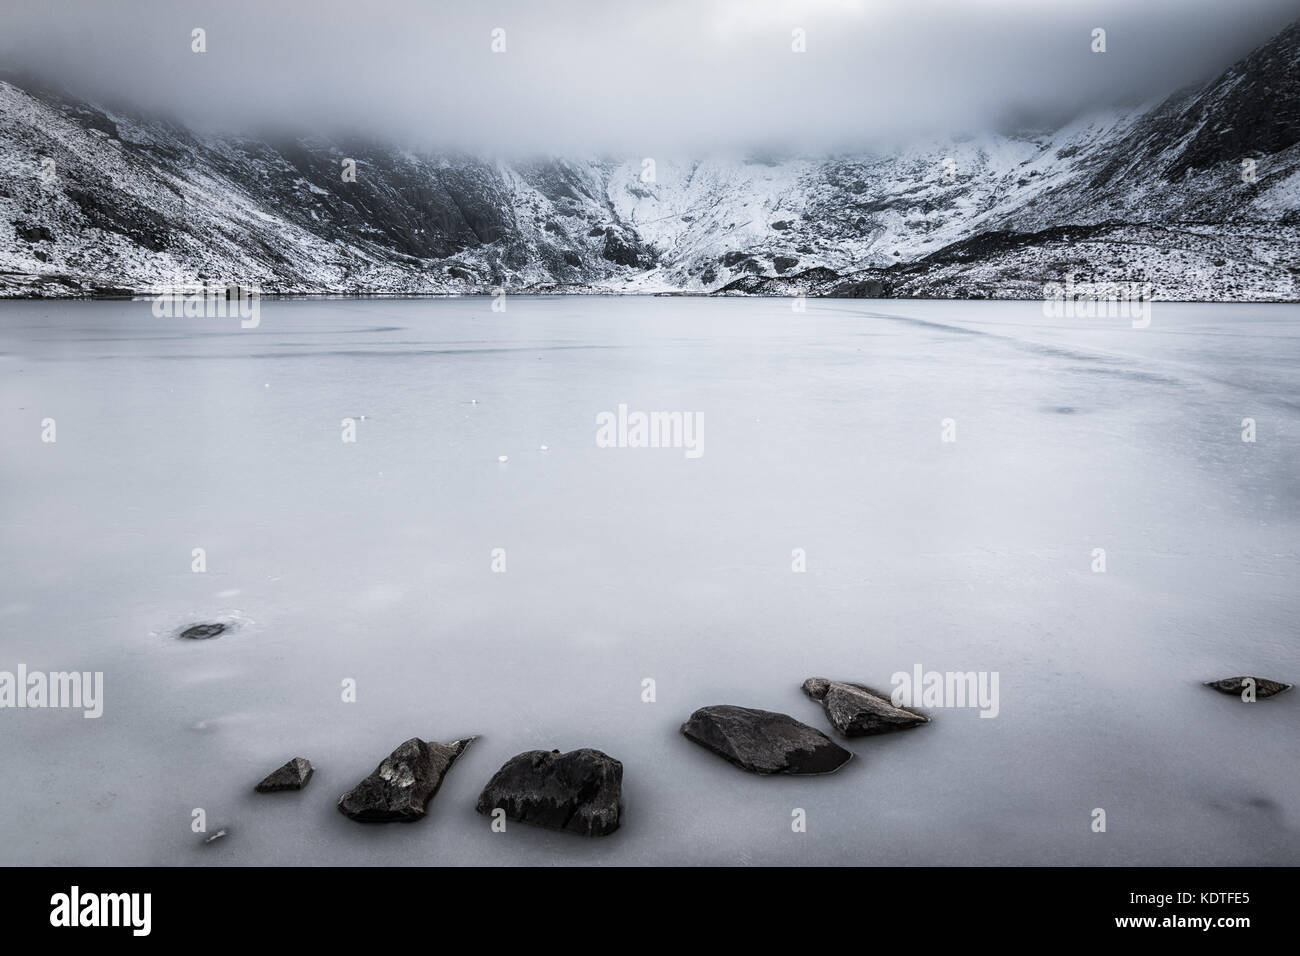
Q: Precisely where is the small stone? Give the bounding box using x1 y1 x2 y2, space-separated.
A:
338 736 474 823
1204 676 1292 699
498 455 508 463
179 622 226 640
681 704 851 775
802 677 930 736
255 757 313 792
476 748 622 836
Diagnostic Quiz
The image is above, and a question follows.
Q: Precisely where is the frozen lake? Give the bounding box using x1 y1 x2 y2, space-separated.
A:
1 296 1297 865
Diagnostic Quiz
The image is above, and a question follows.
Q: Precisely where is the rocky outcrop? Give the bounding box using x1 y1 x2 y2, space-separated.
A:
802 677 930 736
680 705 851 775
600 227 647 268
254 757 313 792
337 736 474 822
475 748 622 836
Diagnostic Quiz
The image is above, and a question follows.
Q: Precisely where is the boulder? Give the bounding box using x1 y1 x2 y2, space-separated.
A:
254 757 313 792
178 623 225 640
476 748 622 836
337 736 474 822
680 705 851 775
802 677 930 736
1204 677 1292 699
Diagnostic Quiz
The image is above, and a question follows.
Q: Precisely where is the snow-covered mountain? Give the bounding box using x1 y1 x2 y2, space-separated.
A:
2 18 1298 300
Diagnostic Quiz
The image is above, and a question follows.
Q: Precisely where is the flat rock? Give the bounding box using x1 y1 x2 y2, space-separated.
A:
476 748 622 836
337 736 474 822
179 623 226 640
802 677 930 736
255 757 313 792
1204 676 1292 699
680 704 851 775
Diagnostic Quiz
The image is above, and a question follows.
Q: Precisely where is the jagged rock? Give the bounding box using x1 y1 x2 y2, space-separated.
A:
802 677 930 736
178 622 225 640
337 736 474 822
16 223 53 243
476 748 622 836
254 757 313 792
1204 677 1292 699
680 705 851 775
601 227 643 267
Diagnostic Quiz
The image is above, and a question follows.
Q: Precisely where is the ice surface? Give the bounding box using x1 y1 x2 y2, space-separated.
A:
0 297 1297 865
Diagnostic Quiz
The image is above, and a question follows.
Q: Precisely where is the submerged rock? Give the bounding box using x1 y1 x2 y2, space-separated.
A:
255 757 314 792
337 736 474 822
1204 677 1292 699
179 622 226 640
802 677 930 736
680 705 851 775
476 748 622 836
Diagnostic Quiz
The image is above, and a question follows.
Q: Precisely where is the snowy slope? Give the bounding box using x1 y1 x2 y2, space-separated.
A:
1 18 1297 300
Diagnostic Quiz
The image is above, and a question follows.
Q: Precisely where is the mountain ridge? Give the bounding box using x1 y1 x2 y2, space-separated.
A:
1 18 1297 300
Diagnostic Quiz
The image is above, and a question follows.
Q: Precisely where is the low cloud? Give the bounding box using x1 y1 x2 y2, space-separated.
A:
2 0 1296 153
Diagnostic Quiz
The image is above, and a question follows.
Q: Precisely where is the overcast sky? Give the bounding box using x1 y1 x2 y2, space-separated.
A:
2 0 1296 153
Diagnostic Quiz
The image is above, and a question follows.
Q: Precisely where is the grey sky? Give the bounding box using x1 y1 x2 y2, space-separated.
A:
2 0 1296 152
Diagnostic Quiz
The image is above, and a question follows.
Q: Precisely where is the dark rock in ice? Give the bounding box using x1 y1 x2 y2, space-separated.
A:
802 677 930 736
254 757 313 792
337 736 474 823
179 622 226 640
1204 676 1292 699
680 705 851 775
476 748 622 836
